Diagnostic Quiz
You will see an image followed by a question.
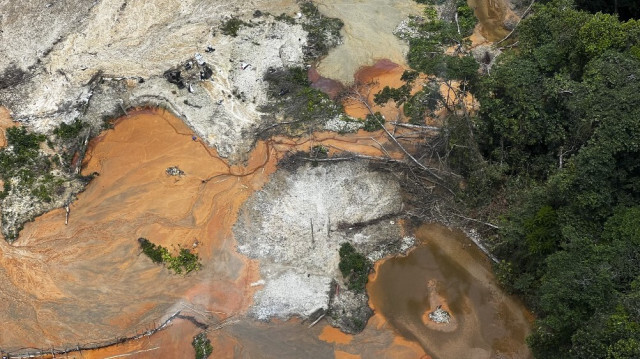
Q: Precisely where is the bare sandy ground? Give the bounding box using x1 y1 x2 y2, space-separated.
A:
315 0 424 83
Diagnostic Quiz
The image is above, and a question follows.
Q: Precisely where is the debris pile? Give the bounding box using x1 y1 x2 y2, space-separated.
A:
429 306 451 324
165 166 185 176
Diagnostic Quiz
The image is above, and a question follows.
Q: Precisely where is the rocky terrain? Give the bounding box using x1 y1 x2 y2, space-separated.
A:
0 0 309 160
0 0 338 242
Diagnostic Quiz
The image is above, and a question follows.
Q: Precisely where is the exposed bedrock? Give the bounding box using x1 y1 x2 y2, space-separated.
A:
0 0 307 162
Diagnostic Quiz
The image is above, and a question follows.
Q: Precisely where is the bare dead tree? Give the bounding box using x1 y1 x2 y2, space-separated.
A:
339 81 454 194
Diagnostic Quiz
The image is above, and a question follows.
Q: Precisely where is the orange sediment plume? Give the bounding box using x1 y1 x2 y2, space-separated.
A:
0 107 529 358
319 325 354 345
467 0 516 43
0 107 408 355
343 59 416 120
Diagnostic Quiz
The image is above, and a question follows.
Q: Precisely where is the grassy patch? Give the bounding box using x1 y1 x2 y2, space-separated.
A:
339 243 372 293
138 238 202 275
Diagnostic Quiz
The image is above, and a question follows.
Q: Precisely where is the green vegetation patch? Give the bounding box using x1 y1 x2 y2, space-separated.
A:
362 112 385 132
452 1 640 357
386 1 640 357
138 238 202 275
192 332 213 359
338 243 372 293
299 1 344 60
260 66 343 132
373 84 412 107
0 127 47 183
403 83 444 124
0 121 94 241
53 119 86 141
220 17 251 37
403 0 478 82
373 73 444 125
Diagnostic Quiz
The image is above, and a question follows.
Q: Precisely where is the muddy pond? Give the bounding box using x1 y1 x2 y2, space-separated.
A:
369 224 533 359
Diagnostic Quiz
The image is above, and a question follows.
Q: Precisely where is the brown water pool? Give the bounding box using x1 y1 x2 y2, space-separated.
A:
368 223 533 359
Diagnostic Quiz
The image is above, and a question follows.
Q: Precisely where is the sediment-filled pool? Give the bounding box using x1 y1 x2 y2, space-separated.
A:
368 223 533 359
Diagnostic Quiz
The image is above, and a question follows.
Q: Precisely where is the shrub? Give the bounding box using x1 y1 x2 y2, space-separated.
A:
167 248 202 274
338 243 372 293
138 238 167 264
373 84 411 106
362 112 385 132
220 17 249 37
138 238 202 274
300 1 344 59
261 66 342 128
192 332 213 359
53 119 85 141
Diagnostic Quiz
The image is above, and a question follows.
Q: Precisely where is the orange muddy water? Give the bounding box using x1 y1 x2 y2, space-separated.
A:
1 107 530 358
468 0 517 43
368 224 533 359
0 108 397 356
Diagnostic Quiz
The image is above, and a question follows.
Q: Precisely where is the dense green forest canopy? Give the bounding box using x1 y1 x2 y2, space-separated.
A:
571 0 640 21
402 0 640 357
475 1 640 358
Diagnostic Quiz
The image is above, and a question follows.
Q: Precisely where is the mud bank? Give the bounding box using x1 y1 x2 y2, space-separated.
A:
0 108 533 358
368 223 533 359
0 108 263 350
0 108 403 353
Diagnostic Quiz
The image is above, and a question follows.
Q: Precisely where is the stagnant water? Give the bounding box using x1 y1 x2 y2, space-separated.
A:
314 0 514 83
314 0 423 83
369 224 533 359
467 0 512 42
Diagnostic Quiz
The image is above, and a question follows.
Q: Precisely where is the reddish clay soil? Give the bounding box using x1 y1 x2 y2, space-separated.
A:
1 103 529 358
0 106 17 149
0 108 411 358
